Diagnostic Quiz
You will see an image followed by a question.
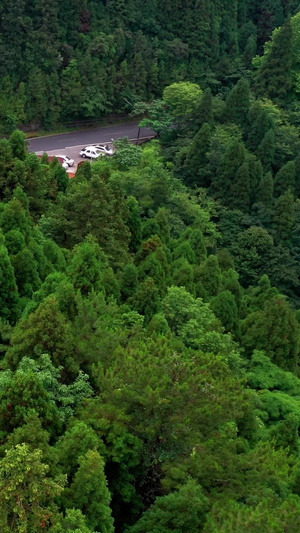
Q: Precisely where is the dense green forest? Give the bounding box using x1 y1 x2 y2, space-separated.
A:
0 0 300 131
3 2 300 532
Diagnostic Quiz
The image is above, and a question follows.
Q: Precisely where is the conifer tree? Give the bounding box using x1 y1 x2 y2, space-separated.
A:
197 255 222 298
255 17 293 103
258 172 274 207
126 196 142 253
67 235 107 295
192 88 214 131
0 243 19 323
257 129 275 172
9 130 27 160
214 140 246 202
129 277 160 324
247 102 274 152
184 123 211 188
155 207 171 245
273 189 295 242
66 450 114 533
211 290 239 334
231 162 251 212
189 228 207 263
224 78 250 128
120 263 138 301
248 156 263 204
274 161 296 197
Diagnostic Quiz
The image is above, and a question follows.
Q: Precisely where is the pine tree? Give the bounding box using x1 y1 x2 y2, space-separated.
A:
192 88 214 131
120 263 138 301
126 196 142 253
211 290 239 334
155 207 171 245
243 35 257 68
224 78 250 128
247 102 274 152
197 255 222 299
184 123 211 188
0 243 19 323
214 140 246 202
189 228 207 263
66 450 114 533
242 296 300 372
129 277 160 324
255 17 293 103
9 130 27 160
258 172 274 207
248 156 263 204
231 162 251 212
274 161 296 197
257 129 275 172
67 235 107 295
273 189 295 242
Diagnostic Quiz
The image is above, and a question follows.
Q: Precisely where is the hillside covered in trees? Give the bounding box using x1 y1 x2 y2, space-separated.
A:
0 0 300 131
2 2 300 532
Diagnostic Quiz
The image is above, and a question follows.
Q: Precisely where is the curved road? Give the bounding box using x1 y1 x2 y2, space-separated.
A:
28 122 155 152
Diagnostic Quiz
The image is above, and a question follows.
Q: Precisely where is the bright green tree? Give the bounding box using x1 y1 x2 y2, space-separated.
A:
0 444 65 532
67 235 107 295
9 130 27 160
255 17 293 103
65 450 114 533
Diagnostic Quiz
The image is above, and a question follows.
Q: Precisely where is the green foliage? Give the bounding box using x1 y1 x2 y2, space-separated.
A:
3 8 300 532
127 480 209 533
0 444 65 532
64 450 114 533
114 138 143 171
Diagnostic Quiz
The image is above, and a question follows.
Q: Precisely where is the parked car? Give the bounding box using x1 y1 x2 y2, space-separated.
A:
55 155 75 167
79 146 105 159
92 144 115 156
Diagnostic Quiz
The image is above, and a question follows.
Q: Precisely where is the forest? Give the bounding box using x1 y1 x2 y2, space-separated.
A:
2 1 300 532
0 0 299 131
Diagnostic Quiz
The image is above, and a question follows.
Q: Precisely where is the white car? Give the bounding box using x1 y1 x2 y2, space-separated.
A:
92 144 115 156
79 146 105 159
55 155 75 167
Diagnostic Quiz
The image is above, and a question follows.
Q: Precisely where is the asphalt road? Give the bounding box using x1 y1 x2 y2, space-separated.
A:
28 122 155 152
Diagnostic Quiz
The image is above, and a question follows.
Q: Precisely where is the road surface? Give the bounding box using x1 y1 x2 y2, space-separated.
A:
28 122 155 152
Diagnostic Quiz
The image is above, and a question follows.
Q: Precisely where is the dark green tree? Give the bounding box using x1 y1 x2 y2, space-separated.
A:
258 172 274 207
257 129 275 172
9 130 27 160
127 480 209 533
224 78 250 128
273 189 295 243
274 161 296 197
126 196 142 253
0 242 19 323
255 17 293 103
184 123 211 188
